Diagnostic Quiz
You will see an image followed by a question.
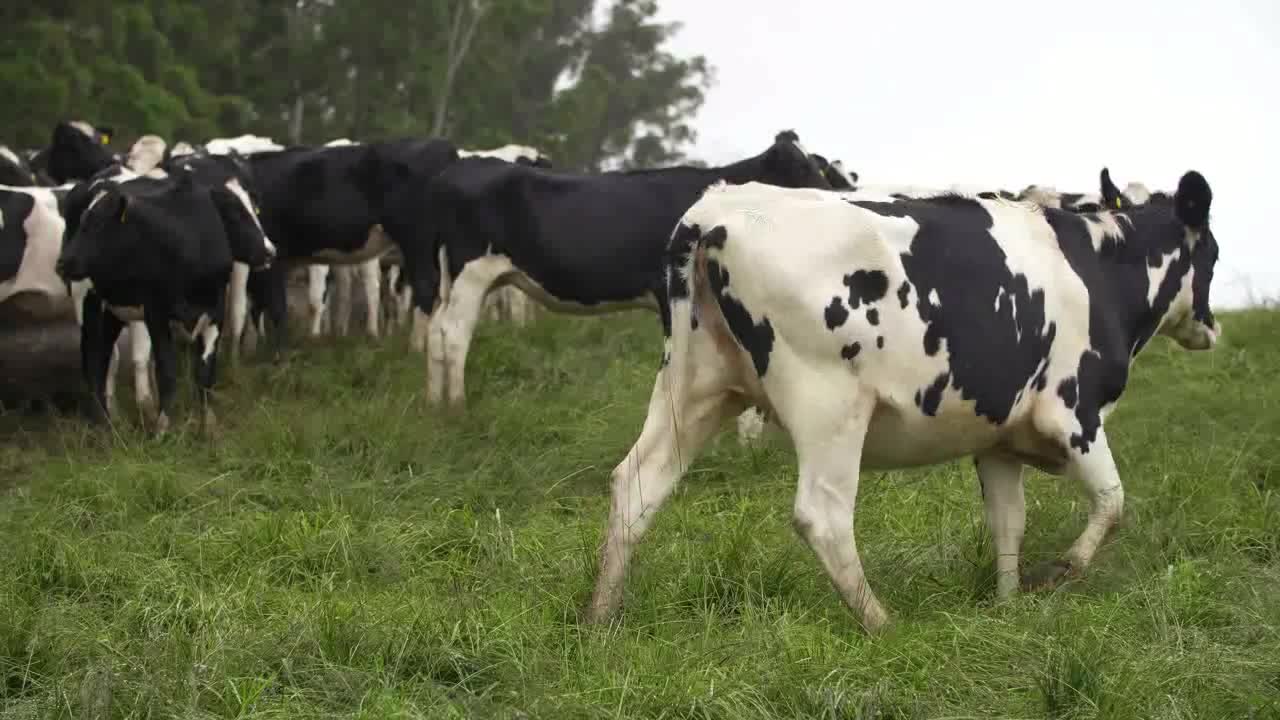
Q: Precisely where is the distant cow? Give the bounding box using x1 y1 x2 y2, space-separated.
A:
588 171 1221 633
57 169 276 434
414 130 832 409
810 153 858 190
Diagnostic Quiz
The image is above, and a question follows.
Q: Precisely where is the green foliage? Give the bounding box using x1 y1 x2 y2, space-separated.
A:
2 309 1279 717
0 0 713 168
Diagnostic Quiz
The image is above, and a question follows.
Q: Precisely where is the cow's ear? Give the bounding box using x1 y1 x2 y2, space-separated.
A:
1100 167 1124 209
1174 171 1212 229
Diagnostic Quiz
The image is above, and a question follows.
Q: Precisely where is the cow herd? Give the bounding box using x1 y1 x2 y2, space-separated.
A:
1 119 1222 632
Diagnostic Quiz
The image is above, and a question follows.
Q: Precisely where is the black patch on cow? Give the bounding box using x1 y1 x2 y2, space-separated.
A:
703 225 728 250
824 296 849 330
914 372 950 416
666 223 699 303
707 259 774 377
1057 377 1078 409
852 196 1058 425
843 269 888 309
841 342 861 360
866 308 880 326
0 191 35 284
897 281 911 309
978 191 998 200
876 336 885 349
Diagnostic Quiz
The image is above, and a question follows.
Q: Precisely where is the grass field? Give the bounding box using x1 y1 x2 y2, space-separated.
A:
2 307 1279 719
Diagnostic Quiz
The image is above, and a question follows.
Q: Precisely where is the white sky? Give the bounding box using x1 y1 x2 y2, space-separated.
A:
654 0 1280 308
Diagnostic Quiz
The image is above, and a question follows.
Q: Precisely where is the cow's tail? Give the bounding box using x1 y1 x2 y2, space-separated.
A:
659 181 736 391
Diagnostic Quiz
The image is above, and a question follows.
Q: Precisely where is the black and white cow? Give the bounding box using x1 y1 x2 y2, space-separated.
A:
56 168 276 433
588 171 1221 633
241 137 460 355
412 131 832 409
1 186 69 316
0 146 39 186
809 153 858 190
40 121 118 184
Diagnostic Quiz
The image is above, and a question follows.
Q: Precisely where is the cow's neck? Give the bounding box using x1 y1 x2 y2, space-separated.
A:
715 153 771 185
1085 207 1190 360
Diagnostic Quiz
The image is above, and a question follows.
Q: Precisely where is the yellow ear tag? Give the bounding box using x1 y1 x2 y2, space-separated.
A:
1114 197 1122 209
101 135 110 145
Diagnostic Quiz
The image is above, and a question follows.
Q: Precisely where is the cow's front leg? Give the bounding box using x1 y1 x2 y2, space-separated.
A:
975 452 1026 600
1023 427 1124 590
191 318 221 438
80 291 122 424
128 321 155 421
143 305 178 435
225 262 250 365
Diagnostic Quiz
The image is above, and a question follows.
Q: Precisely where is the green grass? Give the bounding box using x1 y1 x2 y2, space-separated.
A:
2 308 1279 719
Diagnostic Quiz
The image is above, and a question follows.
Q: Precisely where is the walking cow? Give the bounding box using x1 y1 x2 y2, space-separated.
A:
589 170 1221 633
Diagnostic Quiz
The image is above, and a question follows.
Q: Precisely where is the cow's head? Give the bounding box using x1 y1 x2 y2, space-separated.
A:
55 184 127 283
1156 170 1220 351
210 180 276 270
47 121 117 184
759 129 833 190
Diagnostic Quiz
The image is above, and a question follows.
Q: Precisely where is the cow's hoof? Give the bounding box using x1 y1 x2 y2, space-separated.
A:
1021 559 1074 591
154 412 171 436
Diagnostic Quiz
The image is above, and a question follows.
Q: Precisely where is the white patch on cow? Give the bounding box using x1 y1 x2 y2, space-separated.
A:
1123 182 1152 205
459 144 548 165
69 121 97 139
170 142 197 158
126 135 166 173
0 145 20 168
324 138 356 147
927 288 940 307
200 322 220 362
1081 213 1127 252
223 177 269 241
0 187 71 318
205 135 284 156
1146 248 1181 306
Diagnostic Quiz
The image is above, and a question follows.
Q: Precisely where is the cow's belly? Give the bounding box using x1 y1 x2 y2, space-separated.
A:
860 403 1010 469
504 270 660 316
308 225 393 264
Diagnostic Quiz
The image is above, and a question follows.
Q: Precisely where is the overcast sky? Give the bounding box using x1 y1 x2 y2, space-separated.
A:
654 0 1279 309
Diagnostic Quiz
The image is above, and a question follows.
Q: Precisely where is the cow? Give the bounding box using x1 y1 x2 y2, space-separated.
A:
1 186 69 316
296 139 388 341
457 144 552 168
242 137 459 355
56 168 277 434
733 170 1168 448
586 169 1220 633
413 130 832 410
40 121 118 184
810 153 858 190
0 146 38 186
163 150 277 363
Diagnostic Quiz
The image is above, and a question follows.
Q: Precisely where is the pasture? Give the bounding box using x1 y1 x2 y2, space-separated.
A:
2 307 1278 719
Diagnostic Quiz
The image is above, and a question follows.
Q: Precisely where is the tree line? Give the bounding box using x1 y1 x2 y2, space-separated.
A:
0 0 712 170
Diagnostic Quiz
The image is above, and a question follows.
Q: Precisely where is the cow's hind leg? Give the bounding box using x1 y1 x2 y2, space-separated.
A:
360 258 381 338
975 452 1026 599
1023 428 1124 589
307 265 329 338
786 389 888 633
129 322 155 422
588 335 744 623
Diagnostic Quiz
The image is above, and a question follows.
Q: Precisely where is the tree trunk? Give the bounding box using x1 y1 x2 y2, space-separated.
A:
431 0 488 136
